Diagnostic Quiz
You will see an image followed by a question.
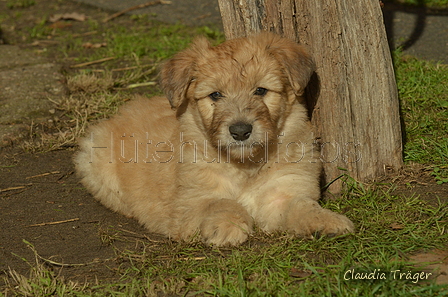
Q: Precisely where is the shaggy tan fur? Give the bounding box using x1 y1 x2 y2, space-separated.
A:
74 32 354 246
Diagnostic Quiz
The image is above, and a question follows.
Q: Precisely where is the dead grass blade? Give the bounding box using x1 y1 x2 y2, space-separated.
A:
26 171 60 179
23 239 106 267
125 81 157 89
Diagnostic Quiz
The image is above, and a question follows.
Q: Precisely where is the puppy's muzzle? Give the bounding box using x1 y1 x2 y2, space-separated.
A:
229 122 253 141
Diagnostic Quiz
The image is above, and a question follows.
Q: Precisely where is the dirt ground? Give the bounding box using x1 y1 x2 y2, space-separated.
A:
0 0 447 286
0 148 170 283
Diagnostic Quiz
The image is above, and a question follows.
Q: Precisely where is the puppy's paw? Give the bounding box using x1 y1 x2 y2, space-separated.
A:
304 209 354 238
200 211 253 246
285 202 354 238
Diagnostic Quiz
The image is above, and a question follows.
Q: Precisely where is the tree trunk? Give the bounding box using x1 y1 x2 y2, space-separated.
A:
218 0 403 192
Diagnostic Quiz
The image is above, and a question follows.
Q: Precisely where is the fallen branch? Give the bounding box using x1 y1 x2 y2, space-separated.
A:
103 0 172 22
27 218 80 227
70 57 116 68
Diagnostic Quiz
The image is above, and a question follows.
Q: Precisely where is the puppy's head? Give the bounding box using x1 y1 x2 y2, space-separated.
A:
160 32 315 160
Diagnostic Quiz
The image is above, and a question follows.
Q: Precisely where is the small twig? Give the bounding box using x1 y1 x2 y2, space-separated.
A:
119 228 163 243
111 64 155 72
47 97 61 106
26 171 60 179
126 82 157 89
103 0 172 22
72 31 98 37
179 256 206 261
194 13 212 20
70 57 116 68
0 184 32 193
1 186 26 192
31 40 59 46
57 170 74 181
27 218 80 227
112 66 139 72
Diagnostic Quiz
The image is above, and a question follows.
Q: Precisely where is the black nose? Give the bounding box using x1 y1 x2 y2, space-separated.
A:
229 122 252 141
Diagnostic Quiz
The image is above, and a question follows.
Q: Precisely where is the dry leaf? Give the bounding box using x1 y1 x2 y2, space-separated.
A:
48 21 73 29
82 42 107 49
289 268 312 278
389 222 404 230
49 12 86 23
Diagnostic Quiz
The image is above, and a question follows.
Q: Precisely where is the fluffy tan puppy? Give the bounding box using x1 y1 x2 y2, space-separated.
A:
74 32 354 246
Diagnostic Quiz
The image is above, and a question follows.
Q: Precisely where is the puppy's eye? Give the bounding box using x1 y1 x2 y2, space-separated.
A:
209 91 223 101
254 87 268 96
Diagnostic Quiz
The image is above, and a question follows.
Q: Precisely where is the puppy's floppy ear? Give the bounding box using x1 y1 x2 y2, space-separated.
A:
159 37 211 109
264 33 316 96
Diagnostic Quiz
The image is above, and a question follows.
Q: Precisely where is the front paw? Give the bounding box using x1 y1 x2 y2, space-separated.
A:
200 210 253 246
285 201 354 238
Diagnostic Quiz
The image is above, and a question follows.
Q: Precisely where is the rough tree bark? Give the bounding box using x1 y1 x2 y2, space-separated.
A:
218 0 403 191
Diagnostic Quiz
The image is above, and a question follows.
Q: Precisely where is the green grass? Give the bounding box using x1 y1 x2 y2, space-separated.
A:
1 9 447 297
55 20 224 94
102 24 223 62
391 0 448 8
3 181 447 296
394 52 448 182
57 20 224 68
6 0 35 9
